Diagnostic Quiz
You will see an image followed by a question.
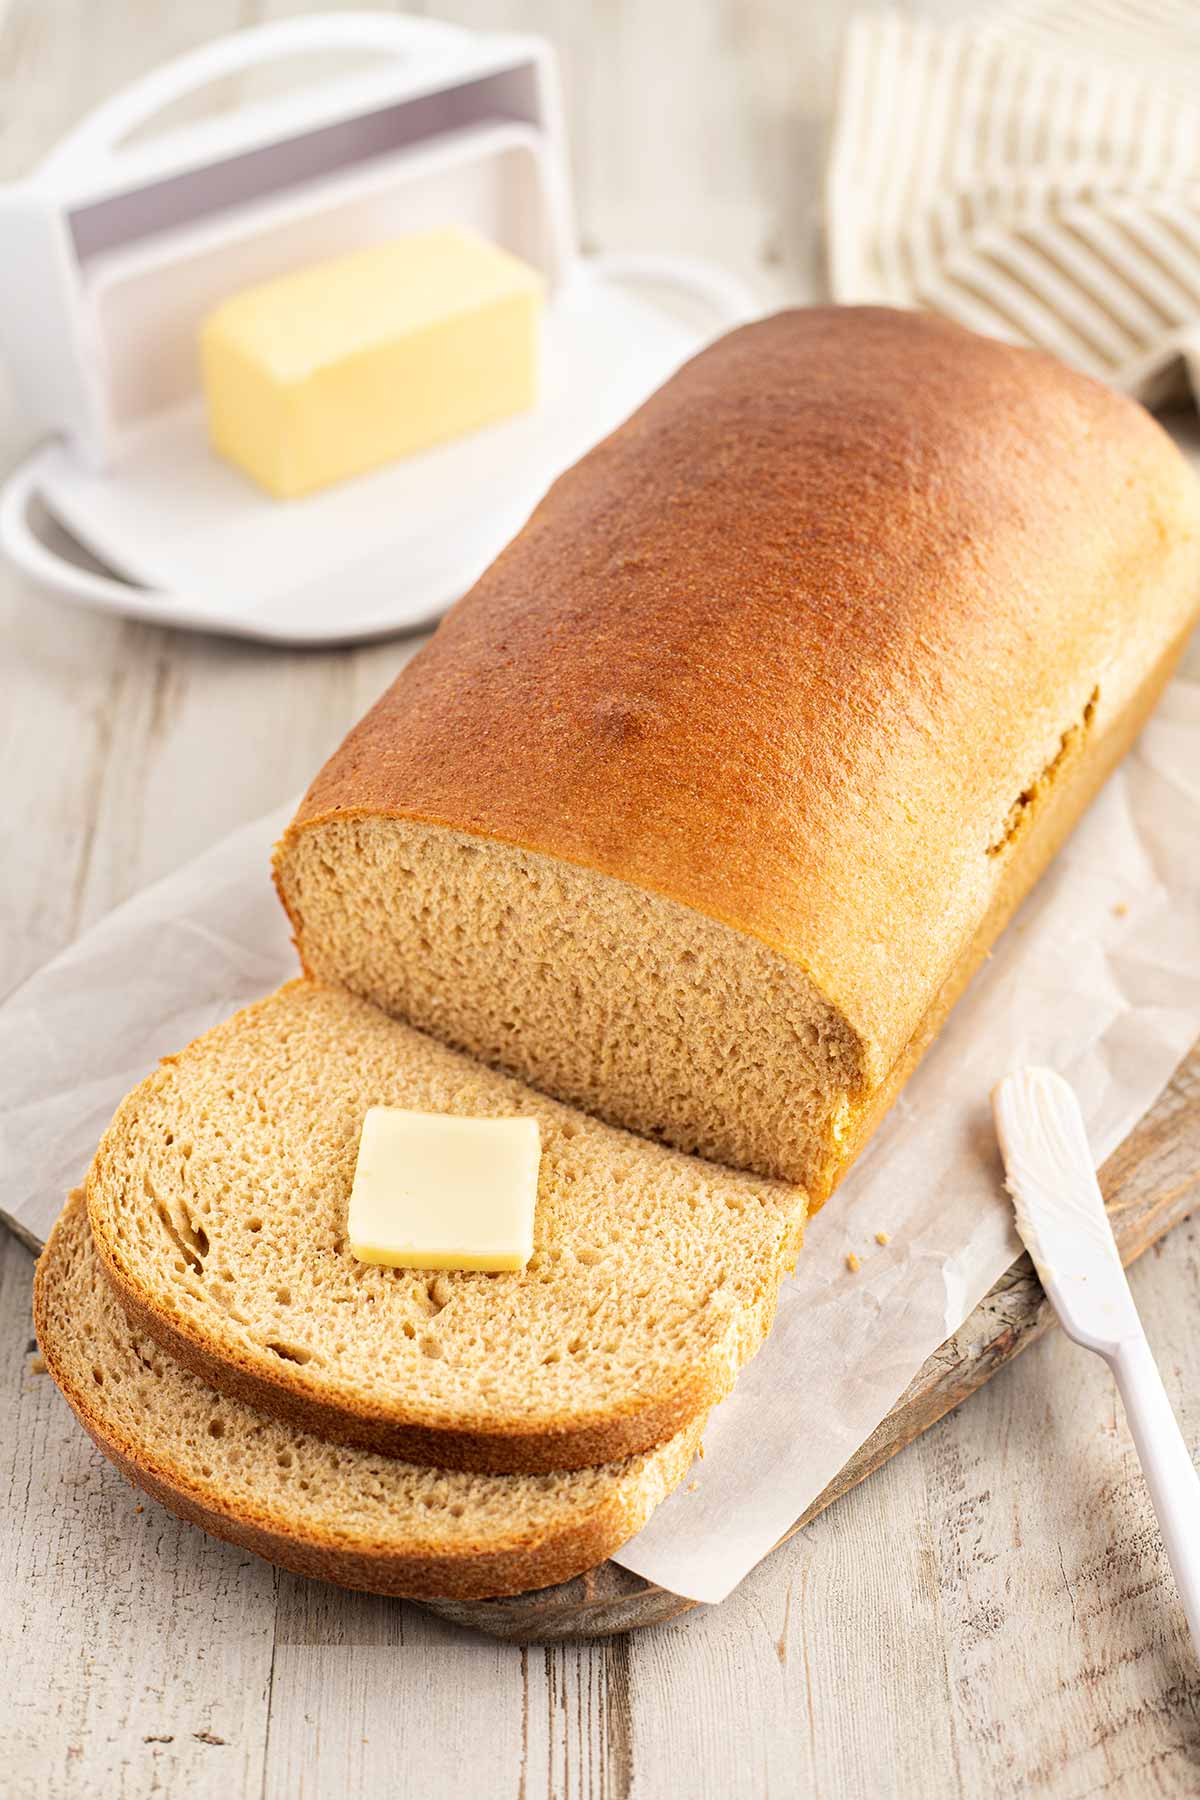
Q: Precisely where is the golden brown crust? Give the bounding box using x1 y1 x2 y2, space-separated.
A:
34 1198 704 1601
278 306 1200 1110
62 1428 636 1601
87 1209 724 1472
55 1409 664 1601
827 611 1198 1202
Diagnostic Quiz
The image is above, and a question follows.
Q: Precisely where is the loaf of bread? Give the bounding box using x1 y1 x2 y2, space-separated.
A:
85 979 804 1473
37 1192 702 1601
275 306 1200 1202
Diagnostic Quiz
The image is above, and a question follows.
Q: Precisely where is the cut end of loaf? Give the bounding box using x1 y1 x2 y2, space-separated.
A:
275 817 865 1199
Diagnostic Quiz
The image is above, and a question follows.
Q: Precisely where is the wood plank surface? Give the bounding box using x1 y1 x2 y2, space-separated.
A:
4 1 1200 1796
425 1041 1200 1641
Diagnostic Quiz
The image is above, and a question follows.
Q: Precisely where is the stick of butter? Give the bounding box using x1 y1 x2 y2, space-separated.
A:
201 228 543 499
347 1108 541 1273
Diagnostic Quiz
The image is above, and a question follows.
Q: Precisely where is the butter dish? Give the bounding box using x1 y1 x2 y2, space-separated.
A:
0 12 756 643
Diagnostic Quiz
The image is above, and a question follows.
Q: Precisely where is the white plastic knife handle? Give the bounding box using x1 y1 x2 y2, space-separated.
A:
993 1067 1200 1654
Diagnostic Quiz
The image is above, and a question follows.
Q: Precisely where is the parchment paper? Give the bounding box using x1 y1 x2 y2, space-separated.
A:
2 672 1198 1604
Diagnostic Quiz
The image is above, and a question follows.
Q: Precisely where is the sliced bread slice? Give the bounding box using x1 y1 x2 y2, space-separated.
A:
35 1192 703 1601
86 979 806 1474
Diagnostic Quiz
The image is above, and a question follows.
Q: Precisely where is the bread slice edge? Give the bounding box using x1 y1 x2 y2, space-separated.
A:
35 1193 705 1602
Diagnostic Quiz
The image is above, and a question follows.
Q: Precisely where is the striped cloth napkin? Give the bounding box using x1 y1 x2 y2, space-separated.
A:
827 1 1200 406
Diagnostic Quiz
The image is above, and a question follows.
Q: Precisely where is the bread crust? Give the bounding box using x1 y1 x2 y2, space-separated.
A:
89 1215 736 1472
276 306 1200 1190
831 610 1198 1196
34 1197 704 1602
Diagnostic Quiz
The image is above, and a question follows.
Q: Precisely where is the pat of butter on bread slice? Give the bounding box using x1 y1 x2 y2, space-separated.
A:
348 1108 541 1272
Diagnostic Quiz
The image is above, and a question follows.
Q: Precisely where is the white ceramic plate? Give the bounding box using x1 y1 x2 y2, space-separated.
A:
0 256 758 644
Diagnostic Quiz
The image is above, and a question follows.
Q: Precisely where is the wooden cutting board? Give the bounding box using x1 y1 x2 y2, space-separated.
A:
422 1041 1200 1642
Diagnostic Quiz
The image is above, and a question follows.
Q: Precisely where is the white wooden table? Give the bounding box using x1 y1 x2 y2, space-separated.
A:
2 2 1199 1794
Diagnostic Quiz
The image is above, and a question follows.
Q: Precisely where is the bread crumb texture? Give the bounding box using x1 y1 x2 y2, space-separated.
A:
34 1194 704 1600
86 980 806 1473
278 818 862 1199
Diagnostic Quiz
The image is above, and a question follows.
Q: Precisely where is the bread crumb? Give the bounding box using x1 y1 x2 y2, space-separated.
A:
687 1480 700 1494
29 1355 46 1374
846 1252 861 1273
875 1231 890 1246
1113 901 1129 918
697 1441 705 1460
135 1504 144 1514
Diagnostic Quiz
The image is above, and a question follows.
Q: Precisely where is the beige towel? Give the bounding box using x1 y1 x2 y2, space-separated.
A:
827 1 1200 406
